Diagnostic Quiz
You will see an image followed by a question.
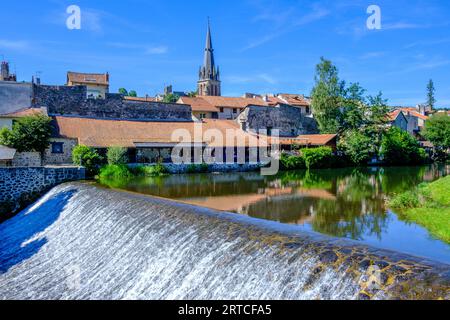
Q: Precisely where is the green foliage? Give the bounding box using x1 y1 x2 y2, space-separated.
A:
280 153 306 170
301 147 334 169
72 145 102 176
187 91 198 97
388 191 420 209
310 57 344 133
99 164 133 180
389 176 450 243
423 113 450 149
0 115 52 153
131 163 168 177
162 93 180 103
381 127 428 165
338 130 375 165
186 163 209 173
107 146 128 165
128 90 137 97
118 88 128 96
427 79 436 110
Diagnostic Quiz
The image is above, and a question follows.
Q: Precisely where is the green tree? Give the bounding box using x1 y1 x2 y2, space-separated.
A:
107 146 128 165
301 147 334 169
128 90 137 97
72 145 103 176
187 91 198 97
423 113 450 149
381 127 427 165
162 93 180 103
338 130 374 165
311 57 344 133
340 83 366 131
118 88 128 96
0 115 53 153
427 79 436 110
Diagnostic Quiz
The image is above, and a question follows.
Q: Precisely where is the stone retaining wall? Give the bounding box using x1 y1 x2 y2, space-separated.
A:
0 166 85 204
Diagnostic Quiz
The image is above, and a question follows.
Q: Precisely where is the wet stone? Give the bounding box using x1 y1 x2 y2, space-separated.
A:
319 250 338 264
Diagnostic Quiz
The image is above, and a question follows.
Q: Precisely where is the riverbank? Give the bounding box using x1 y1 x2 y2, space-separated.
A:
389 176 450 244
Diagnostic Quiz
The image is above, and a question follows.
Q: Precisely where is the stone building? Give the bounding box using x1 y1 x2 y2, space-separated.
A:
197 21 221 96
0 61 17 82
67 71 110 99
237 104 319 137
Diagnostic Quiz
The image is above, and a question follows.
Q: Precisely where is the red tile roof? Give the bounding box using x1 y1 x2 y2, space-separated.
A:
178 96 269 112
53 117 264 148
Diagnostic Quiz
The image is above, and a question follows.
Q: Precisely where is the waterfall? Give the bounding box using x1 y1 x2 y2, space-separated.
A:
0 183 449 300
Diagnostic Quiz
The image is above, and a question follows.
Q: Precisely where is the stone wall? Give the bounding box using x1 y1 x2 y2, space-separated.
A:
237 104 319 136
32 84 193 121
12 152 42 167
0 166 85 204
43 138 78 165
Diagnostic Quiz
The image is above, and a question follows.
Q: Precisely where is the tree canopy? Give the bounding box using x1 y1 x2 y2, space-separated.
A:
0 115 53 153
423 113 450 149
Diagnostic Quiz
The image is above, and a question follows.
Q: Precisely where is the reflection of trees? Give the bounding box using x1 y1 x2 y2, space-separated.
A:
99 164 449 241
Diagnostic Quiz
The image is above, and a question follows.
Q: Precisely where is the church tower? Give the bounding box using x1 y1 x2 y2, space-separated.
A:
197 20 221 96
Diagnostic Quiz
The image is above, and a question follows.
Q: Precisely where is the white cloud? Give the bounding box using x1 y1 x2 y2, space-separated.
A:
106 42 168 55
0 39 30 50
146 46 168 55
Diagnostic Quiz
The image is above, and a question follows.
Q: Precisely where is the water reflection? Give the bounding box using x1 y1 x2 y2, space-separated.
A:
99 165 450 258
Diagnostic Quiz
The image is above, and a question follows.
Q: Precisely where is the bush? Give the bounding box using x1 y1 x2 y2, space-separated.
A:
381 127 428 165
0 115 52 153
280 153 306 170
388 191 420 209
72 145 102 176
131 163 168 177
301 147 334 169
99 164 133 180
107 146 128 165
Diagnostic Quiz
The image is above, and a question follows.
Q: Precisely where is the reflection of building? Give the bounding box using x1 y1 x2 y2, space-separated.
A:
67 71 109 99
197 21 221 96
0 61 17 82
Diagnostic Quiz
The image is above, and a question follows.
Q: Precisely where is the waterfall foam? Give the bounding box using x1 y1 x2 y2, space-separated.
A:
0 183 449 300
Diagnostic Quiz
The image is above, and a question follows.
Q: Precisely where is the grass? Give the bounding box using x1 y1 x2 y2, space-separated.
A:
388 176 450 244
98 164 168 180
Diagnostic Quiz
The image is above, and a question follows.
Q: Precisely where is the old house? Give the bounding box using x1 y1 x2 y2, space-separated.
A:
388 110 408 132
178 96 269 120
237 104 318 137
67 72 110 99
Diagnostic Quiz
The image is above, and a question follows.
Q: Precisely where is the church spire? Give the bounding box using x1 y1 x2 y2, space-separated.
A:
198 18 221 96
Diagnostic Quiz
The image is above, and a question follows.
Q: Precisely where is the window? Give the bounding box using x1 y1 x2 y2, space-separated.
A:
267 127 273 136
199 113 206 119
51 142 64 154
306 106 310 114
233 108 237 114
219 107 224 113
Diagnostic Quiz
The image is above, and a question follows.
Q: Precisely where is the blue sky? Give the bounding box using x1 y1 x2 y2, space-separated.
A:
1 0 450 107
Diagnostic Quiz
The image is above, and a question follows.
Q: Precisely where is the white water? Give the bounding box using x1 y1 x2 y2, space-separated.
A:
0 183 439 300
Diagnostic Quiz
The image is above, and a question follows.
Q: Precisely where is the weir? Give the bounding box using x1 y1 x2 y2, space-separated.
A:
0 182 449 300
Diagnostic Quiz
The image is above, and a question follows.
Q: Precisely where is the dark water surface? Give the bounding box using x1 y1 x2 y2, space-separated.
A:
99 165 450 263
